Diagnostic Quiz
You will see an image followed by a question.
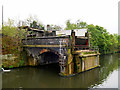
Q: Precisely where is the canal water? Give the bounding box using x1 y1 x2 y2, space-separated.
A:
2 53 119 88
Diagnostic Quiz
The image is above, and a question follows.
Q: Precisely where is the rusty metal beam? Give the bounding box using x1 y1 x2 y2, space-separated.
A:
23 45 66 47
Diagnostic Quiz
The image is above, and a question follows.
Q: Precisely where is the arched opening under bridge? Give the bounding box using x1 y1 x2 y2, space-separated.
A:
39 51 60 74
39 51 60 64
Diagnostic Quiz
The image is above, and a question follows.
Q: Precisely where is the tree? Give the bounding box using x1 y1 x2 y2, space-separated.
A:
51 24 62 30
65 20 119 54
87 24 118 54
2 19 26 55
65 19 87 30
76 20 87 28
25 16 44 29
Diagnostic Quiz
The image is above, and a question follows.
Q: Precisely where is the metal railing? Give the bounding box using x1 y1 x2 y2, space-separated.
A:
73 45 99 52
74 45 89 50
90 46 99 51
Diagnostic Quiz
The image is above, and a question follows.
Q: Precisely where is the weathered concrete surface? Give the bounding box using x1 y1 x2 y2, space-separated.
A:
22 37 70 65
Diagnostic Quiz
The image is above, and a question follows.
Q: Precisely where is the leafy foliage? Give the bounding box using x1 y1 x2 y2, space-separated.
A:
87 24 118 54
26 16 44 29
50 24 62 30
65 20 119 54
65 20 87 30
2 19 26 55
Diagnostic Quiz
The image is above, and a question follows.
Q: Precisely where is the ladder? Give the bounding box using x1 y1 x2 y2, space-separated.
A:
59 40 65 72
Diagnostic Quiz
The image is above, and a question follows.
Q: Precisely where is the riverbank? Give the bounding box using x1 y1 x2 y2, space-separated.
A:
1 51 119 69
1 53 28 69
2 53 118 88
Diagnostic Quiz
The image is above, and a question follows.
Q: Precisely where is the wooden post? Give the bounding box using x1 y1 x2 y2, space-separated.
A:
71 30 75 52
88 32 91 48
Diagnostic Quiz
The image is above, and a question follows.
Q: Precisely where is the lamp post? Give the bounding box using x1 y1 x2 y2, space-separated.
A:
2 5 3 31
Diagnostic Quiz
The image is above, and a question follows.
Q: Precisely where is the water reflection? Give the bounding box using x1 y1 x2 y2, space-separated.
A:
2 53 119 88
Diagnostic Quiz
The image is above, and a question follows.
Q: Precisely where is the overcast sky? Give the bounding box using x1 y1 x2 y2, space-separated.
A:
0 0 119 34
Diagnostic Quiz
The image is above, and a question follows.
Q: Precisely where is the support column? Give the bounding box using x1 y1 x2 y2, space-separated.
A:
59 54 66 74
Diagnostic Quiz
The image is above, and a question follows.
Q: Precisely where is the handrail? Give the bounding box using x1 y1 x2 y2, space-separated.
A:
90 46 99 51
74 45 89 50
74 45 89 46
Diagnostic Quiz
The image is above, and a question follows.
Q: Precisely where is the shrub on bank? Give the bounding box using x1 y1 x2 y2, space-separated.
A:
1 19 26 68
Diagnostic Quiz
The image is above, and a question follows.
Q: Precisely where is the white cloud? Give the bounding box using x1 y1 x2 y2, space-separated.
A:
0 0 119 34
